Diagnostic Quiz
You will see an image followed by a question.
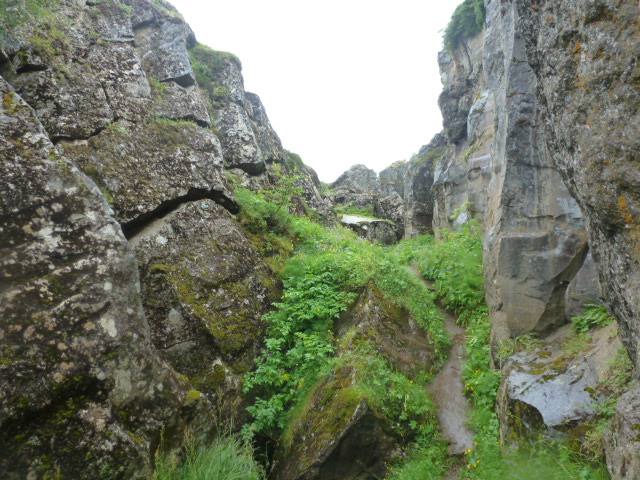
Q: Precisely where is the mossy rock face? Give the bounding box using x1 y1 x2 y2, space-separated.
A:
133 199 281 406
496 324 623 445
274 367 397 480
0 77 199 478
604 386 640 479
336 284 437 378
59 118 236 225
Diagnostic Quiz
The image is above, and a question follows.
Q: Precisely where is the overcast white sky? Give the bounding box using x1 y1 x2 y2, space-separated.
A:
169 0 461 182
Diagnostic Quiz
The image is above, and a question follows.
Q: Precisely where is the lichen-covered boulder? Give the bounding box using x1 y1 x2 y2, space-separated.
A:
497 324 622 444
58 117 237 226
273 368 397 480
336 284 436 377
130 199 282 422
331 164 380 214
0 77 200 479
604 385 640 480
189 44 286 174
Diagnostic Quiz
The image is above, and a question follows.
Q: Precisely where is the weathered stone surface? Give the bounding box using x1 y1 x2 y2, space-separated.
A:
216 101 269 174
514 0 640 366
336 284 436 377
0 76 200 479
135 15 195 87
378 161 407 234
58 118 236 226
332 164 379 197
471 1 592 340
565 252 602 319
404 135 445 237
273 368 396 480
151 78 211 127
604 385 640 480
131 199 281 418
190 48 286 174
339 215 397 245
433 36 493 232
497 324 622 444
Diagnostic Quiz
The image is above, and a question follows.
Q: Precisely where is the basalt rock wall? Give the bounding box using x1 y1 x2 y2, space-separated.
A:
0 0 324 477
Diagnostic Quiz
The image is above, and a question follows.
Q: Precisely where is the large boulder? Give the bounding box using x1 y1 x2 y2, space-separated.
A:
131 199 282 423
273 284 438 479
339 215 398 245
497 324 622 444
0 76 200 479
273 367 396 480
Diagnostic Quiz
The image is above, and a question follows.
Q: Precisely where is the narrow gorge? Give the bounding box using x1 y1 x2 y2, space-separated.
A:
1 0 638 479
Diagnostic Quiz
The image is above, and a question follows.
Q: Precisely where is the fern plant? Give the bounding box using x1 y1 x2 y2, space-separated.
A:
571 304 613 333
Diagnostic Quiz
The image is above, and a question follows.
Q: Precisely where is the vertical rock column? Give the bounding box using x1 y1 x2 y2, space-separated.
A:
482 0 590 341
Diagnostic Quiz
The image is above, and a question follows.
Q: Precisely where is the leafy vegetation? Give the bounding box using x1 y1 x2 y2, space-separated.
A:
0 0 71 60
334 201 376 218
443 0 485 52
236 188 447 443
154 435 265 480
571 304 614 333
384 225 612 479
411 146 445 165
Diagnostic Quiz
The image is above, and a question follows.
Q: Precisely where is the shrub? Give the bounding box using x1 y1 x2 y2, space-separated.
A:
443 0 485 52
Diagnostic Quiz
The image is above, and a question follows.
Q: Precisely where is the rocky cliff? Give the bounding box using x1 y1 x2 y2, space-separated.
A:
430 0 639 365
2 0 639 478
0 0 326 477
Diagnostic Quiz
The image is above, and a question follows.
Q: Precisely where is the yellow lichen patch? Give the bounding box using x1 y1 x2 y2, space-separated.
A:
185 389 201 406
3 92 18 115
617 194 640 250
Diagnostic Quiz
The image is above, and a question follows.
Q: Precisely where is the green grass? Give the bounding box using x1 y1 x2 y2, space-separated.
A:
236 188 447 442
154 435 265 480
334 202 376 218
383 226 611 479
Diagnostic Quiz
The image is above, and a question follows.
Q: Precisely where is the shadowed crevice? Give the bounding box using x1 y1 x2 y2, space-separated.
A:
121 187 239 240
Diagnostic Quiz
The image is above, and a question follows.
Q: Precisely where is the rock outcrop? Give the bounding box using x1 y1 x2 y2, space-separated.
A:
0 0 322 476
434 6 595 342
497 324 622 444
514 0 640 367
273 284 438 480
1 75 202 479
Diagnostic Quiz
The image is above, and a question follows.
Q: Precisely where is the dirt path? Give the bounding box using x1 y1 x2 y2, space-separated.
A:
429 307 474 455
408 267 475 467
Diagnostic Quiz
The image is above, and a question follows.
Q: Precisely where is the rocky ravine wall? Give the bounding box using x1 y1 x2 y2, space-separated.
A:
430 0 638 477
435 0 638 364
0 0 326 477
